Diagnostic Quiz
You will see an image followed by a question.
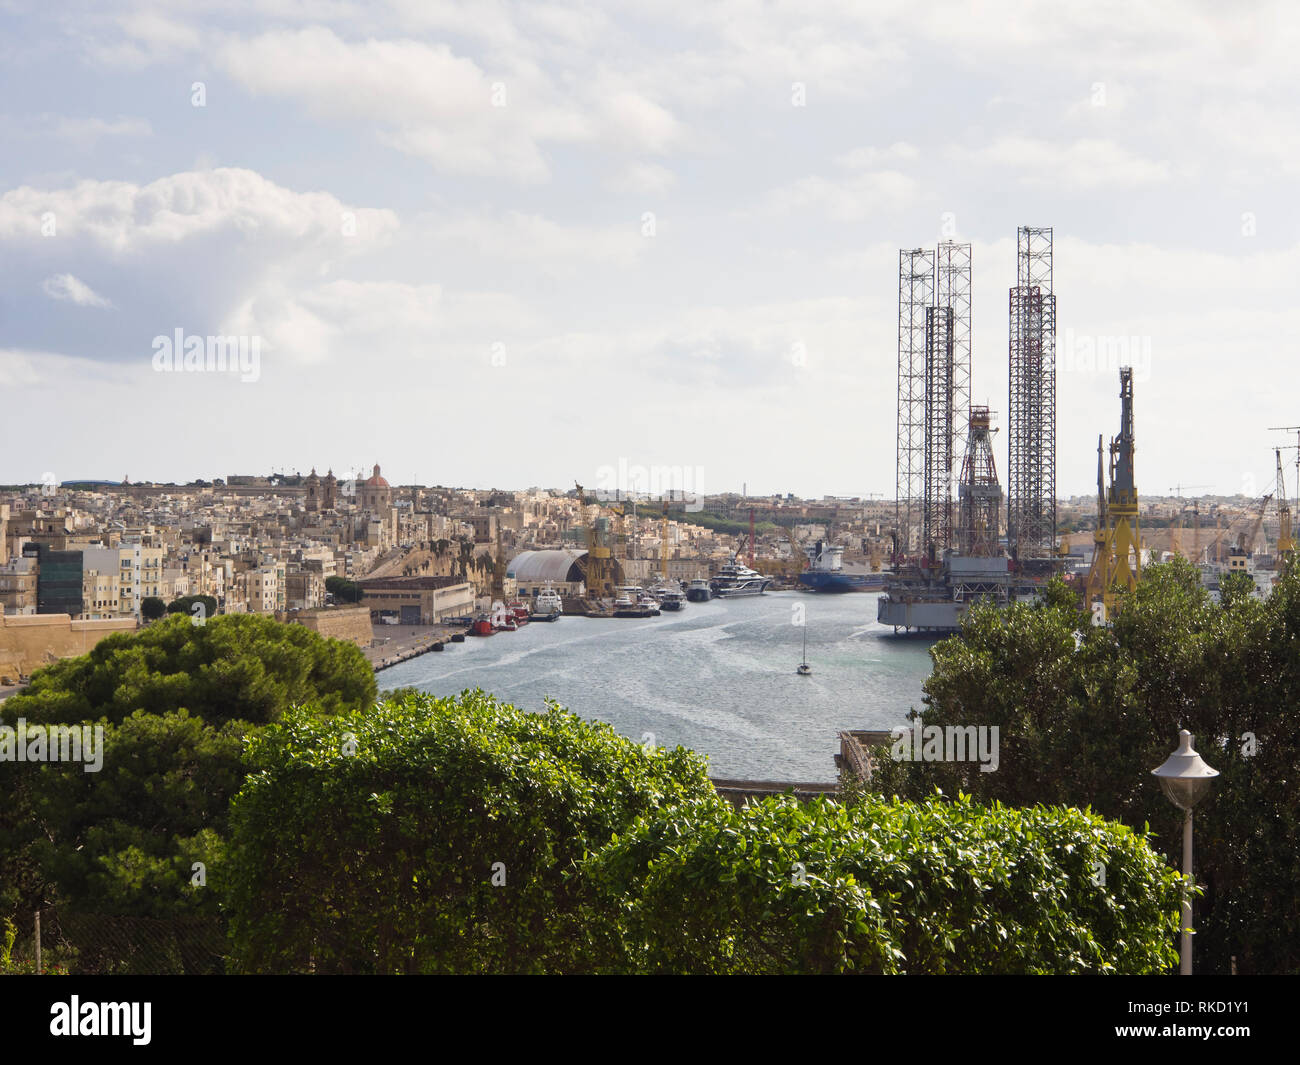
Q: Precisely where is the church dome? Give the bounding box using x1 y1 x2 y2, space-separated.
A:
363 464 390 488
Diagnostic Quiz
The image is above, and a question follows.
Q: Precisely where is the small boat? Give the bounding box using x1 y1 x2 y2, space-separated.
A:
796 625 811 675
637 593 661 616
509 601 531 625
470 616 496 636
613 594 653 618
660 588 686 611
685 578 713 602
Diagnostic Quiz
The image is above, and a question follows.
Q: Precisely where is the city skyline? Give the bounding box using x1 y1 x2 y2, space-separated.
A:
3 2 1298 498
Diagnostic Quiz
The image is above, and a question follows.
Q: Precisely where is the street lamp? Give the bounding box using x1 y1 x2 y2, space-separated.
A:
1151 730 1219 975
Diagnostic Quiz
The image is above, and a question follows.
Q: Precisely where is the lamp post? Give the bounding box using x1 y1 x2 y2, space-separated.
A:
1151 730 1219 975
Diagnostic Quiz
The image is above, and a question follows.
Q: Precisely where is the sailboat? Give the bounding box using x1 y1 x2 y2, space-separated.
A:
796 624 811 675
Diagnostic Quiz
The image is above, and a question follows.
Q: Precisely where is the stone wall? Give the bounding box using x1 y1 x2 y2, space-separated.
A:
0 612 138 683
292 605 373 648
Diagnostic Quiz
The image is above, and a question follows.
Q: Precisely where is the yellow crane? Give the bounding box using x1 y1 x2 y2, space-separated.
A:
1086 368 1141 615
660 500 670 580
574 483 616 599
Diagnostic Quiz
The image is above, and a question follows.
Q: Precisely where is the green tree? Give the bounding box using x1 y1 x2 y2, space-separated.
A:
866 557 1300 974
0 614 376 930
165 594 218 619
5 613 375 729
140 596 166 621
324 576 362 604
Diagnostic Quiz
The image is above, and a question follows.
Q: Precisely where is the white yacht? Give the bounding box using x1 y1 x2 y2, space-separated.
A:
532 584 564 620
710 556 773 597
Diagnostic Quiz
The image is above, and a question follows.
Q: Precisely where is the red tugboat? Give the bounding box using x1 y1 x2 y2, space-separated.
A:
470 615 496 636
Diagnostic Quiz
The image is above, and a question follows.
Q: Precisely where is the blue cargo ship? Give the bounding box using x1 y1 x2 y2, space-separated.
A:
797 541 885 593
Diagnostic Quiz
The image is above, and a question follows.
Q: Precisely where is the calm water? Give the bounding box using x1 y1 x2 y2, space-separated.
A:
379 591 936 781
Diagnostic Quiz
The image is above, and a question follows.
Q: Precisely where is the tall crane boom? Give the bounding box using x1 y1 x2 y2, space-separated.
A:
1086 368 1140 613
1277 448 1295 569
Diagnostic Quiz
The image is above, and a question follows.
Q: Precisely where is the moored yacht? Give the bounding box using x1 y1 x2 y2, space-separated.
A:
660 588 686 610
532 583 563 620
710 556 773 597
685 578 713 602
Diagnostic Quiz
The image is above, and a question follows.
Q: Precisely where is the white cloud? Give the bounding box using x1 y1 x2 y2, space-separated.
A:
836 142 919 169
214 27 677 180
424 209 648 268
42 273 114 308
758 169 917 222
955 136 1173 190
614 161 677 196
0 167 398 251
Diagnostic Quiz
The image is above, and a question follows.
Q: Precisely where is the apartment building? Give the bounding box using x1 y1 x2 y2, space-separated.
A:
238 563 286 614
82 544 166 619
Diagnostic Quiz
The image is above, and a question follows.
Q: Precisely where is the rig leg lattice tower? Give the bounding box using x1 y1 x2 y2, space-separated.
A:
923 305 955 554
895 248 935 556
1007 226 1057 560
936 241 973 476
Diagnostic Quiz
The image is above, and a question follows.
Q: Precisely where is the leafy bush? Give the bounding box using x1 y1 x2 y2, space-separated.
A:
869 557 1300 974
226 689 1179 974
584 792 1181 974
225 689 719 973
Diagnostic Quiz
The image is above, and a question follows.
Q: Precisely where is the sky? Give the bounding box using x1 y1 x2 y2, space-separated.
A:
1 0 1298 501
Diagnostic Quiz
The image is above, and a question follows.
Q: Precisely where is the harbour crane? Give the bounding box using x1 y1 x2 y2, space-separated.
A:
1086 368 1140 614
1168 485 1209 561
1277 449 1295 570
660 500 670 581
574 483 616 600
1235 493 1274 554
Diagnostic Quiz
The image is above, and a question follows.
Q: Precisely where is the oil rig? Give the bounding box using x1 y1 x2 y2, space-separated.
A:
879 226 1060 633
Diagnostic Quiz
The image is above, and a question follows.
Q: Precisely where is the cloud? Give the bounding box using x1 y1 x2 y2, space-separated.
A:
214 27 677 180
0 166 398 250
423 209 648 268
42 272 114 308
835 142 919 169
614 161 677 196
954 136 1173 190
1 167 399 367
758 169 917 222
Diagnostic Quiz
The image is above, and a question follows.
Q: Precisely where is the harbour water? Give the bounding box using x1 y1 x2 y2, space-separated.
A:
380 591 937 781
